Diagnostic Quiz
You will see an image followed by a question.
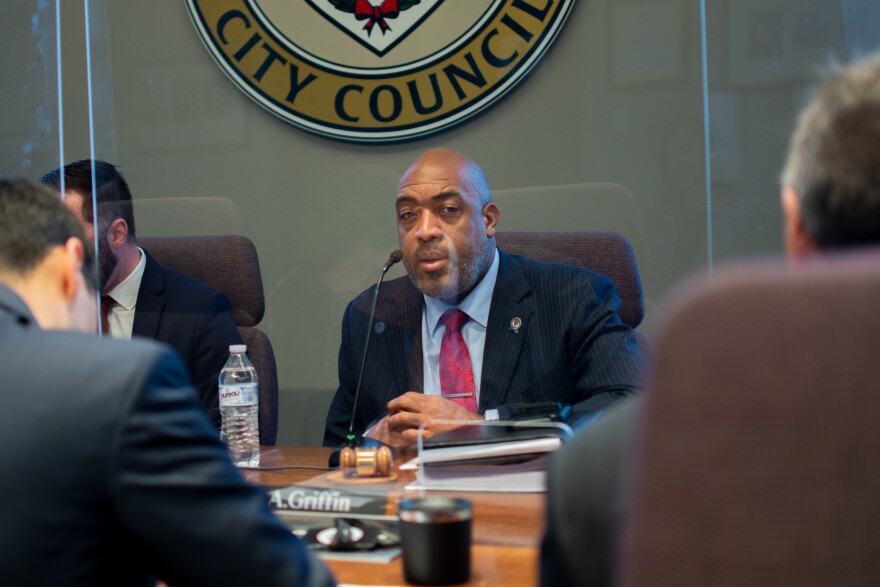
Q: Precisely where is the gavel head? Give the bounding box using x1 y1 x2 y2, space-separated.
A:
340 445 393 477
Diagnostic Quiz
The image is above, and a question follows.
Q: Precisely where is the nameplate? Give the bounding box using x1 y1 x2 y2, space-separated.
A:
267 485 395 520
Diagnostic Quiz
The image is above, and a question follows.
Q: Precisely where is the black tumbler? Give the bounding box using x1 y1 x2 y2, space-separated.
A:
399 497 472 585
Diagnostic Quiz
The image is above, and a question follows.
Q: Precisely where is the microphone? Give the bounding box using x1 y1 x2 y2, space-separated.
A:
382 248 403 272
329 249 403 470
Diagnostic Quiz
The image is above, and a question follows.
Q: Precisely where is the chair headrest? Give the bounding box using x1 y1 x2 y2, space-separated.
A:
495 231 645 328
138 235 264 327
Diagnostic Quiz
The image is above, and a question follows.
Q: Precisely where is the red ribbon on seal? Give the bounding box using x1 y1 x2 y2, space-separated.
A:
355 0 399 35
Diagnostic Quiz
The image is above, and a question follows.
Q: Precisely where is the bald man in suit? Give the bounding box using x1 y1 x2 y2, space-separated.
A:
324 148 646 447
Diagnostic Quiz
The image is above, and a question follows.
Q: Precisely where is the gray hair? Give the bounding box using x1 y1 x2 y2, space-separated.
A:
780 52 880 249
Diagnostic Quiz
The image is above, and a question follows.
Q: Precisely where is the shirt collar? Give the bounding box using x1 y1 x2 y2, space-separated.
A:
424 247 499 335
106 247 146 310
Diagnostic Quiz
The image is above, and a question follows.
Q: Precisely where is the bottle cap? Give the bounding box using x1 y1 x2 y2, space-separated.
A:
229 344 247 353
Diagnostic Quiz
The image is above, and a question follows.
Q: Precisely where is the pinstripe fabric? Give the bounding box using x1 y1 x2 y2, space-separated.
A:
323 249 647 446
494 231 644 328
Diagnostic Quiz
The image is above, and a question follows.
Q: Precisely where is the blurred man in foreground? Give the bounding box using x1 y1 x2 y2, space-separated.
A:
0 179 334 587
541 51 880 587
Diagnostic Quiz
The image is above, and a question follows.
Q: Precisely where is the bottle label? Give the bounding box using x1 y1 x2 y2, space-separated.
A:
219 384 258 407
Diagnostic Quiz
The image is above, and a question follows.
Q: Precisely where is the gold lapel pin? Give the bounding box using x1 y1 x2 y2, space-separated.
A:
510 317 522 334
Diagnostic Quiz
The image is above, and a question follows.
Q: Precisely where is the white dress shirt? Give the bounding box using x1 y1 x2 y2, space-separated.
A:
104 247 146 340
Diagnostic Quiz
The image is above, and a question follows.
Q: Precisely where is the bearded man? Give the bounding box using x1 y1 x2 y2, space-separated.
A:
40 160 242 428
324 148 646 447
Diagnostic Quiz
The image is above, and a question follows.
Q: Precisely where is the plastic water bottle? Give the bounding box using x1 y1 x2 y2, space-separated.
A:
219 344 260 466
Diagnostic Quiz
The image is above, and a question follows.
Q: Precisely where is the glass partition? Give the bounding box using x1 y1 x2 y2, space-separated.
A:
1 1 61 178
705 0 880 265
72 0 880 445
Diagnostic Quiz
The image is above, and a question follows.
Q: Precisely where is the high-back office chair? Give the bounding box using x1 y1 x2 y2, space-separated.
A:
495 231 649 353
619 251 880 586
491 183 648 259
138 235 279 445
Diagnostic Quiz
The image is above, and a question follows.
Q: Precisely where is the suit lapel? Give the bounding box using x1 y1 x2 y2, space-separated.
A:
131 252 165 339
480 251 532 411
386 280 425 396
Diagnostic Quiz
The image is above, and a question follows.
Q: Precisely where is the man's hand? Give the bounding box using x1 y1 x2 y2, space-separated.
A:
365 392 482 447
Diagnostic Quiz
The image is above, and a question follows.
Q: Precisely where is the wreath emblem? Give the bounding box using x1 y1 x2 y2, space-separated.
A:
329 0 421 36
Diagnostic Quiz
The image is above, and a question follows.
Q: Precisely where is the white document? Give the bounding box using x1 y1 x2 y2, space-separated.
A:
400 436 562 470
405 455 551 493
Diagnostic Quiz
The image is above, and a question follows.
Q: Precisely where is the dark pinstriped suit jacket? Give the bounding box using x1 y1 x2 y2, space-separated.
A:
323 249 646 446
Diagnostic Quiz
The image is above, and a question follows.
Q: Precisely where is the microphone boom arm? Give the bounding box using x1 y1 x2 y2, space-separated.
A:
345 249 403 444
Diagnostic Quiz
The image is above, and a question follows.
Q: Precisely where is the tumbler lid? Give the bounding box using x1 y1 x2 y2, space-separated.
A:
399 497 472 523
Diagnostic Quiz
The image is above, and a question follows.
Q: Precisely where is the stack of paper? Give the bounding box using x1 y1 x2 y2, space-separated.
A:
402 423 567 492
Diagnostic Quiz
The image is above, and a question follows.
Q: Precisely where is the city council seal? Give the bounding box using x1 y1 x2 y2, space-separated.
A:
186 0 575 143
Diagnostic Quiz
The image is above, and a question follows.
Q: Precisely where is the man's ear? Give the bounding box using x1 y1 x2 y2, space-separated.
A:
107 218 129 249
60 237 86 302
483 203 500 238
781 187 817 259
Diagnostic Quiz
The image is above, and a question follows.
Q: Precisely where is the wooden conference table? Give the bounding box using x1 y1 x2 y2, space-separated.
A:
242 446 546 587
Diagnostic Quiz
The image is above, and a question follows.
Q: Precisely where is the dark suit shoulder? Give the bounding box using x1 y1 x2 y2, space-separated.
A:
18 327 173 372
19 329 185 394
500 250 617 305
0 325 191 466
347 273 420 316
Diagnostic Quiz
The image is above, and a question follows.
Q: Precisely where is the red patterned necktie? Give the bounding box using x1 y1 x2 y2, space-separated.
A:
439 309 478 413
100 294 116 336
